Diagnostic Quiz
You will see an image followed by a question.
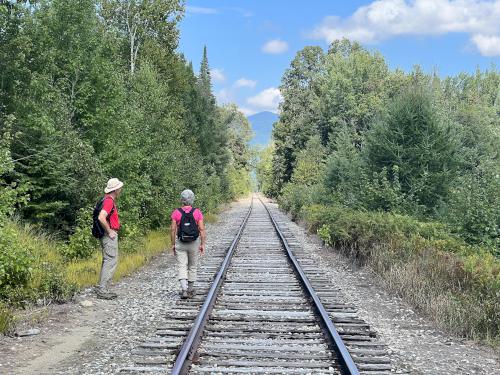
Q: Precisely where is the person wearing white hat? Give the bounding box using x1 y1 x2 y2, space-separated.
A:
96 178 124 299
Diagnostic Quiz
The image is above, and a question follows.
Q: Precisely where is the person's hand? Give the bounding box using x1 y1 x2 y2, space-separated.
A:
172 244 176 255
199 244 205 255
108 230 117 240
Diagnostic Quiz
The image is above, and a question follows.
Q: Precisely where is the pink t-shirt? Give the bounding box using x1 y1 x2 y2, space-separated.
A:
171 206 203 225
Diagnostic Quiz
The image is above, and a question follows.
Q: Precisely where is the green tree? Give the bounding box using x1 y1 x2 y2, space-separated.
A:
2 0 104 231
279 136 328 217
256 144 275 197
100 0 184 74
318 39 390 143
193 47 229 179
324 126 367 208
444 160 500 249
219 104 253 168
365 87 459 213
219 104 254 198
0 118 21 220
272 46 325 195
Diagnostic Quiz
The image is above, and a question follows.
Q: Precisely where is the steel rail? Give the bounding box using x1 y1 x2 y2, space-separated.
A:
259 196 360 375
170 198 254 375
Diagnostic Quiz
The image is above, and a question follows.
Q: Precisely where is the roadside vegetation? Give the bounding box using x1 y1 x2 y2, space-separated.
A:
257 39 500 346
0 0 252 334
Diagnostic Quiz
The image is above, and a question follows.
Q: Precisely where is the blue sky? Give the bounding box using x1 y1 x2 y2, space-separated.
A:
179 0 500 115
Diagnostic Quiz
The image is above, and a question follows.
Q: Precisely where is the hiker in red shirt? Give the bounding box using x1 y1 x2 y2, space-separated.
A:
170 189 206 299
97 178 123 299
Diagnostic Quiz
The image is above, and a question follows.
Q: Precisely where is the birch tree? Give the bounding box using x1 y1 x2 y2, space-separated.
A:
100 0 184 74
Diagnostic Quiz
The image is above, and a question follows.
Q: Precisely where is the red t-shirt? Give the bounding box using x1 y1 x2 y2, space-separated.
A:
102 196 120 230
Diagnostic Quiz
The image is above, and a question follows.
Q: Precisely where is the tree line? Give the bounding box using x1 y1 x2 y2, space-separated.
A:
258 39 499 251
0 0 253 249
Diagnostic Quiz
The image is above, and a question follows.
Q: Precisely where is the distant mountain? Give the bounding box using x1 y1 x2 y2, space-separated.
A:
247 111 279 146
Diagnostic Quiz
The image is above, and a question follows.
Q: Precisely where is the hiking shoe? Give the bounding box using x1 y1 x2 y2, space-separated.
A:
97 291 117 300
180 290 189 299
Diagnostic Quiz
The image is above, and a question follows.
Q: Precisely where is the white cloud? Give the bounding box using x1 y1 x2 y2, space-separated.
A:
210 68 226 83
186 6 251 17
234 78 257 88
471 34 500 56
247 87 283 113
186 6 218 15
262 39 289 54
227 7 253 18
309 0 500 56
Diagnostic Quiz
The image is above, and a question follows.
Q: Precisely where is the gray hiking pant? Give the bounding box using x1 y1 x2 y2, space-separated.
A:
176 238 200 282
99 234 119 292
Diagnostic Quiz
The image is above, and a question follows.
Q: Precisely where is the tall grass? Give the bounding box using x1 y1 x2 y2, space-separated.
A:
0 303 15 334
66 230 170 288
301 204 500 347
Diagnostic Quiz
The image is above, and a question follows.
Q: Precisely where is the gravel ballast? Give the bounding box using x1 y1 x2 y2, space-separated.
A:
268 201 499 375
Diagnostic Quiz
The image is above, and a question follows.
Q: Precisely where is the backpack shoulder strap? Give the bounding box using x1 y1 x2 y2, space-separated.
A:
102 197 115 215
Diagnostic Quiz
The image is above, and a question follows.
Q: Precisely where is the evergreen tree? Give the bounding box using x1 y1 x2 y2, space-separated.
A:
194 47 229 179
198 46 215 104
365 87 459 213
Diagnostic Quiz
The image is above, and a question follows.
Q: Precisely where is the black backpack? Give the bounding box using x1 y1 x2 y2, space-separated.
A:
92 197 115 239
177 207 199 242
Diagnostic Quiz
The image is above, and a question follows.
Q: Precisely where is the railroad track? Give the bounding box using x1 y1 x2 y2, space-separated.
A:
121 197 392 374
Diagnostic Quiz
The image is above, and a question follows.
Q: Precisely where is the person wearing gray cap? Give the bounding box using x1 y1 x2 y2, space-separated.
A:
96 178 123 299
170 189 206 298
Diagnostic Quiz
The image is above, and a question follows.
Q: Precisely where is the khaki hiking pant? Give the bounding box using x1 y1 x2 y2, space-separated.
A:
99 234 119 292
176 237 200 282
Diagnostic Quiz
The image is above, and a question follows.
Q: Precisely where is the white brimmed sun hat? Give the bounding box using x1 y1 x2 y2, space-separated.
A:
104 178 124 193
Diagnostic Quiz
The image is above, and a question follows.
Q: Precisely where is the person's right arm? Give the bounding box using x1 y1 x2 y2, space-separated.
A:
170 219 178 254
98 210 116 239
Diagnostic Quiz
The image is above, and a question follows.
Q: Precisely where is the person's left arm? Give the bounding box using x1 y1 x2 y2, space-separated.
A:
198 220 206 254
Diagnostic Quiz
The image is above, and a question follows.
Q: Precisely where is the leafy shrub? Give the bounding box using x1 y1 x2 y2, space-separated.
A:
279 183 323 219
0 225 33 292
0 222 76 305
64 207 99 260
300 203 500 342
30 261 77 303
443 161 500 251
227 165 252 199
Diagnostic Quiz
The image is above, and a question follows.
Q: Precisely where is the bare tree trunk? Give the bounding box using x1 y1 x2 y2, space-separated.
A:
126 1 135 75
130 33 135 74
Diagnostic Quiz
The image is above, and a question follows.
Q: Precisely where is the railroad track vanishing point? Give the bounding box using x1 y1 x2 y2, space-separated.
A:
121 197 392 374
